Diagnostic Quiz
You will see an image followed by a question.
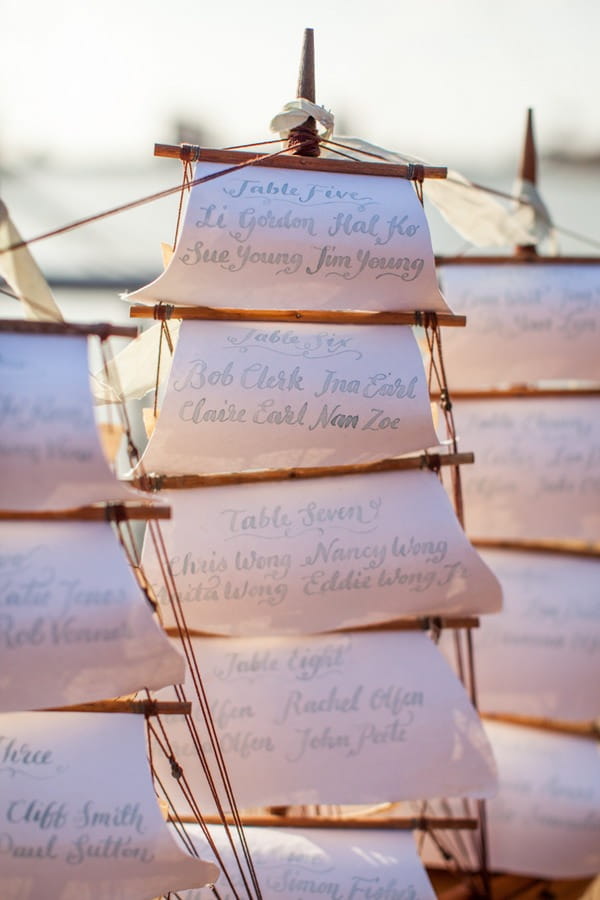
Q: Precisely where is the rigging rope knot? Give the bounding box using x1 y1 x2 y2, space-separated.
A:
143 698 159 718
104 503 127 523
440 387 453 412
169 756 184 780
154 303 174 321
180 142 202 162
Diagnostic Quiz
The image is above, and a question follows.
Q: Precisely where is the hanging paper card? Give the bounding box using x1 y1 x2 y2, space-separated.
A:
177 824 436 900
452 396 600 541
474 549 600 721
0 331 138 510
142 469 501 634
154 631 497 810
137 320 438 474
0 520 184 711
0 711 219 899
129 161 449 312
418 723 600 878
439 264 600 387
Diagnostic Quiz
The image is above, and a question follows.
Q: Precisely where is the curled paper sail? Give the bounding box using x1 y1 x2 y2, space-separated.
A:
0 198 63 323
0 331 139 510
0 711 219 899
136 320 438 474
128 160 449 312
141 469 501 634
0 519 184 711
452 396 600 541
421 722 600 879
474 549 600 721
439 264 600 387
155 631 497 809
176 824 436 900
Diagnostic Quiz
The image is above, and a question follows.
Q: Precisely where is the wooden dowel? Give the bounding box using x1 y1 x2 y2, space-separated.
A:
167 617 479 639
153 143 448 180
44 699 190 715
135 452 474 491
442 386 600 400
287 27 320 157
437 255 600 266
175 813 478 831
0 318 138 339
130 304 466 328
472 537 600 559
482 712 600 740
0 503 171 522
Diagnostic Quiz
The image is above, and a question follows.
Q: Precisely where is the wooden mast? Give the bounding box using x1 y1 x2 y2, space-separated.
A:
514 107 538 259
286 27 321 157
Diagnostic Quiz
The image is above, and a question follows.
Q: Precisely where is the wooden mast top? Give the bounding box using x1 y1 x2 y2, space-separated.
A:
515 107 539 258
287 27 321 157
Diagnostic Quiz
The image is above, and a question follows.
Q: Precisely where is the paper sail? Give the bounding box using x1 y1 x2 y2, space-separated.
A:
473 549 600 721
451 396 600 541
128 161 450 312
141 469 501 635
420 722 600 879
154 631 497 810
0 331 139 510
136 320 439 475
0 520 185 711
175 824 436 900
439 264 600 387
0 711 219 899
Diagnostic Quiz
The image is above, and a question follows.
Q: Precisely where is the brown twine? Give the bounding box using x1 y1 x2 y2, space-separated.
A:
173 160 193 251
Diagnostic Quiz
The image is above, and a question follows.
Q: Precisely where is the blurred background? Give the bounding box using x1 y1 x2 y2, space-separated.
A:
1 0 599 320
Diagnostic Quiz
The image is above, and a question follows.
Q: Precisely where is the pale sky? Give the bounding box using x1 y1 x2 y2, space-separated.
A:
1 0 598 171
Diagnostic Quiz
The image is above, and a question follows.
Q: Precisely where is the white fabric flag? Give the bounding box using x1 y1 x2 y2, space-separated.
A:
439 264 600 388
0 711 219 899
452 396 600 541
154 631 497 810
177 824 436 900
141 469 501 634
0 519 184 711
474 549 600 721
0 331 139 510
128 161 449 312
136 320 438 475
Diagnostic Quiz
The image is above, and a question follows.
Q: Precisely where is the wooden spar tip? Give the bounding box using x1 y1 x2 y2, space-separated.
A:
472 537 600 560
441 385 600 400
0 318 138 340
133 452 475 492
168 617 480 639
130 303 466 328
153 144 448 180
0 502 171 522
482 712 600 741
515 107 539 259
176 813 478 831
287 27 320 157
44 699 191 715
437 254 600 266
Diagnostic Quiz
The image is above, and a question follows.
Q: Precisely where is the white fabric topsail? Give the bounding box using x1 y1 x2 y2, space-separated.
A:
141 469 501 634
155 631 497 810
0 519 185 711
0 331 138 510
128 161 449 312
177 824 436 900
0 712 219 899
440 264 600 387
137 320 438 475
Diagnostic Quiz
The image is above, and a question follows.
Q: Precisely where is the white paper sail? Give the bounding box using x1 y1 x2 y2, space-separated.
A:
128 161 450 312
0 519 185 711
136 320 439 474
473 549 600 721
451 396 600 541
439 264 600 387
421 722 600 879
141 469 501 634
0 331 139 510
154 631 497 810
176 824 436 900
0 711 219 899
